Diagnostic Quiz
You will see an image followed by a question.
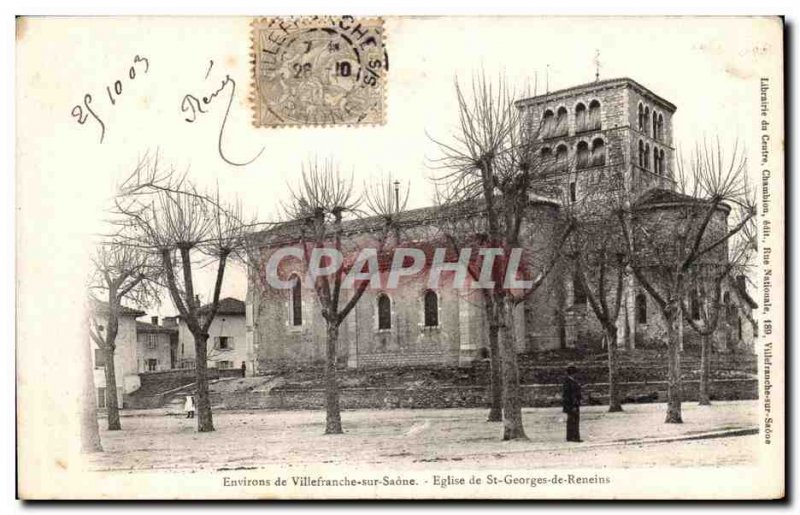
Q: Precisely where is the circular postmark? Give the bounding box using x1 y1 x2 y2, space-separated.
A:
255 17 387 126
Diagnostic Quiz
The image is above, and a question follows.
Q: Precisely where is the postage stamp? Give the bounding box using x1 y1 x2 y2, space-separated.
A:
251 16 388 127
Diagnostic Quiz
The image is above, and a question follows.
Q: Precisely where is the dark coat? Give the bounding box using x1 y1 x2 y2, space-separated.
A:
562 376 581 412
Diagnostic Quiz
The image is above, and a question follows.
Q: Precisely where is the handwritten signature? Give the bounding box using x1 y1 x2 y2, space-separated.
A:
71 55 150 144
180 60 264 167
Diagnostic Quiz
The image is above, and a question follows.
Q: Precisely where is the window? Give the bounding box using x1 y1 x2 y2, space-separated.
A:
147 333 157 349
97 387 106 408
575 103 587 132
572 272 587 305
723 291 731 305
659 149 666 174
423 290 439 327
638 140 645 168
290 274 302 326
644 143 651 170
636 293 647 324
218 360 233 369
588 100 601 130
540 147 553 172
554 107 568 137
146 358 158 371
576 141 590 169
542 109 555 138
216 336 232 350
657 113 664 141
591 138 605 167
690 290 701 320
652 114 658 140
94 348 105 369
644 106 650 136
637 103 644 131
569 182 576 203
737 318 743 340
653 146 660 174
377 294 392 330
555 144 568 171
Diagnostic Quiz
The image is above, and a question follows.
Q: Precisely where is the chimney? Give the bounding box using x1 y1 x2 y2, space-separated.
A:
151 316 159 326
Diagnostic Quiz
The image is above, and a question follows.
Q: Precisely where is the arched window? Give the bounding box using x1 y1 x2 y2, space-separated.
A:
723 291 731 305
659 149 666 174
290 274 302 326
542 109 555 138
644 143 651 170
638 140 645 168
540 147 552 172
576 141 590 169
637 103 644 131
591 138 605 167
653 146 659 174
575 103 587 132
555 144 568 171
555 106 568 137
569 182 576 203
690 290 701 320
572 272 587 305
636 293 647 324
652 113 658 140
644 106 650 137
657 113 664 141
377 293 391 330
423 290 439 327
588 100 601 130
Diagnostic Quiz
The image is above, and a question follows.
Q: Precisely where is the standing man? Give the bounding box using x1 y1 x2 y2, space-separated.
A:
562 365 582 442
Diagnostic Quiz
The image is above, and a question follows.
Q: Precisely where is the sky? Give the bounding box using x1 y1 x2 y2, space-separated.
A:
17 16 782 318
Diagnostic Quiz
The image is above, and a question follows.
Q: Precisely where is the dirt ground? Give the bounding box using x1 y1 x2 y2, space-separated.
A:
89 400 758 472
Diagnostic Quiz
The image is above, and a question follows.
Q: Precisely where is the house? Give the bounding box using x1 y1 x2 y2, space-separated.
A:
136 316 179 372
90 300 145 409
247 77 756 371
172 297 254 375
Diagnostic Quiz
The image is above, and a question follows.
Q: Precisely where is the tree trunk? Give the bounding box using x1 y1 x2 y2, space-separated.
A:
605 325 623 412
81 327 102 453
699 333 712 406
325 321 343 434
102 347 122 431
498 298 527 440
487 322 503 422
194 332 214 432
664 305 683 423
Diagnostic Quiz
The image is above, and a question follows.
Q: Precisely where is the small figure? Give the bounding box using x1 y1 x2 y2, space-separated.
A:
184 395 195 419
241 361 247 375
562 365 583 442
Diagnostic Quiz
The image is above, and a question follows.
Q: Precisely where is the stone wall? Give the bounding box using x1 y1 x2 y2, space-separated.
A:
211 379 757 411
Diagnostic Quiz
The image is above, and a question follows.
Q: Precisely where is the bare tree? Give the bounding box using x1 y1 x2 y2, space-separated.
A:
88 241 159 430
280 159 406 434
81 307 103 452
430 73 574 440
569 200 628 412
113 154 252 432
618 139 755 423
683 218 756 405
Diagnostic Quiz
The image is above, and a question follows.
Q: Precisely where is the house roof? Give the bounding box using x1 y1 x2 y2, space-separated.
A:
515 77 677 113
198 297 246 316
136 321 178 334
90 298 146 318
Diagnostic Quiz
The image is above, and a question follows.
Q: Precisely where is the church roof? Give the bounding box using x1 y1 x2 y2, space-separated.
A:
632 188 731 213
515 77 676 113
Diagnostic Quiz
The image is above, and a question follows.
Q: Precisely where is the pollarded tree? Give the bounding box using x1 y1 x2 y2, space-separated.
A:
619 139 755 423
113 154 253 432
430 73 575 440
683 218 756 405
88 240 160 430
280 159 407 434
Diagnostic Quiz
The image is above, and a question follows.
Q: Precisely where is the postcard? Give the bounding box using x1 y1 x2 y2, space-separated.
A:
15 15 784 499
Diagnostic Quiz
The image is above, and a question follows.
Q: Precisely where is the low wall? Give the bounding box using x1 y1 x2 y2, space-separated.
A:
212 378 757 411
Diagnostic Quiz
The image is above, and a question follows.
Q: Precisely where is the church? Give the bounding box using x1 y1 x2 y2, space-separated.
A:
245 77 756 371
